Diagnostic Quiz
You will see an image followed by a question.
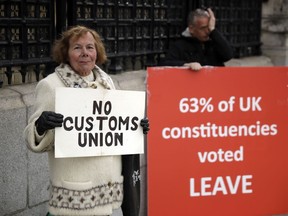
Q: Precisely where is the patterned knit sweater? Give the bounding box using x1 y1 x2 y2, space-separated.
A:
23 64 123 216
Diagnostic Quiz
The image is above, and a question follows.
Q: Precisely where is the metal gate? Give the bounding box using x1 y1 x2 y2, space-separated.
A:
0 0 262 87
0 0 55 87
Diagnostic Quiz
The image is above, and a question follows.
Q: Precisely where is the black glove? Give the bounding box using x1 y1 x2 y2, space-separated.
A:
140 118 150 134
35 111 64 135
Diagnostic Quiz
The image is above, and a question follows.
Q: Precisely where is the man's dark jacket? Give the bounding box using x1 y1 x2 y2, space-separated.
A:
161 28 233 66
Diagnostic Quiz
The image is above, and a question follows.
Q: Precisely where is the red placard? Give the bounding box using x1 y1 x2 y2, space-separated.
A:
147 67 288 216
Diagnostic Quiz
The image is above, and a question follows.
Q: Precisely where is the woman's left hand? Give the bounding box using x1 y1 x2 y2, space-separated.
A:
140 118 150 134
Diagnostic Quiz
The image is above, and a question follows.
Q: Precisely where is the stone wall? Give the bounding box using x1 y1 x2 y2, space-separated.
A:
261 0 288 65
0 83 50 216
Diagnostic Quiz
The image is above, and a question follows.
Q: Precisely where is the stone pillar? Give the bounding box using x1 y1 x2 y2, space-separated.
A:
261 0 288 66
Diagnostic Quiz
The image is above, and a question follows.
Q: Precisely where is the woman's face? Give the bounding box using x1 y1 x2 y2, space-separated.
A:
68 32 97 76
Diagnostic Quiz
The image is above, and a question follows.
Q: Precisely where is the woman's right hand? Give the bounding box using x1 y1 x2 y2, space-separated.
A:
35 111 64 135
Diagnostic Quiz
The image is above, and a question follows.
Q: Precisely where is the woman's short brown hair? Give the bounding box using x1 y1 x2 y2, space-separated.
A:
52 25 107 65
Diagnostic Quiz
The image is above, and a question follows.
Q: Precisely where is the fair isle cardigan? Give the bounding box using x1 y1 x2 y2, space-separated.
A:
24 64 123 216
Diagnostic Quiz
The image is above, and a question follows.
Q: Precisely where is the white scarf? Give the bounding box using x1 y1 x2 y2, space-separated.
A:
55 63 115 90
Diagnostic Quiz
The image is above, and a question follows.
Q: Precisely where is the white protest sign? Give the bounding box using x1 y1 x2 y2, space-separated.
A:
55 87 146 158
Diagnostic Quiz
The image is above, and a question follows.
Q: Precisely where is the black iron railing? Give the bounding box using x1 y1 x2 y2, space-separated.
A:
0 0 55 87
0 0 262 87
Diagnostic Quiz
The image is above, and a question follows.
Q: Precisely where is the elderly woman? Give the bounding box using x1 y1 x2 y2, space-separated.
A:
24 25 149 216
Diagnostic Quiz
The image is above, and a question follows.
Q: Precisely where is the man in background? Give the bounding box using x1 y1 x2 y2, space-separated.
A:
161 7 233 70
